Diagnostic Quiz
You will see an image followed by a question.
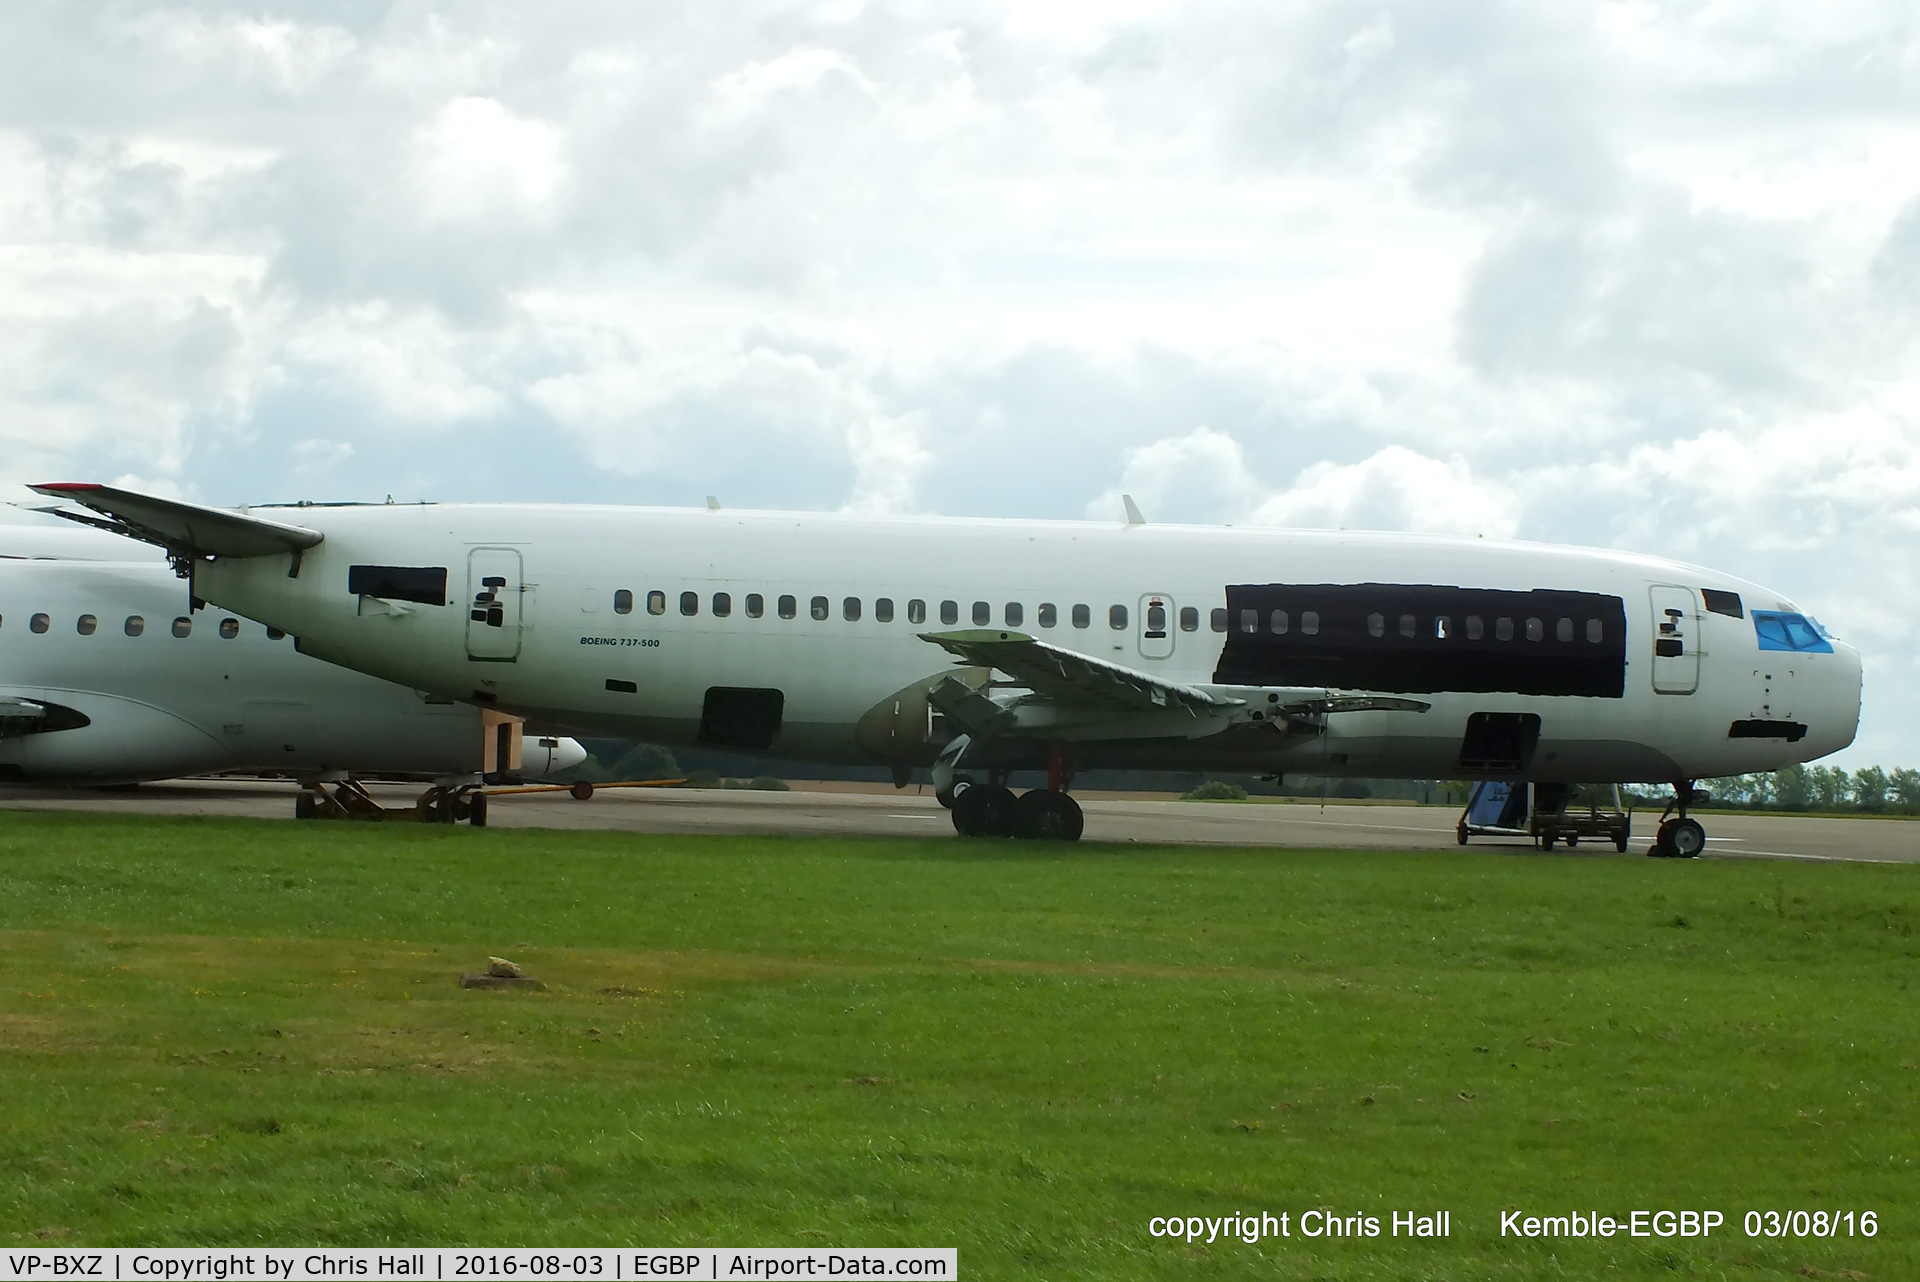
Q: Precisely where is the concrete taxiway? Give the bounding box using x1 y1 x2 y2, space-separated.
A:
0 779 1912 863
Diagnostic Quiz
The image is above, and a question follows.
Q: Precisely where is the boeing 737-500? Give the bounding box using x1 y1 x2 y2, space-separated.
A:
0 553 584 808
31 484 1861 853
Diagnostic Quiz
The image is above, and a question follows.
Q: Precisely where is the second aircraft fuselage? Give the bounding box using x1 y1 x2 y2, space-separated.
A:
182 504 1861 785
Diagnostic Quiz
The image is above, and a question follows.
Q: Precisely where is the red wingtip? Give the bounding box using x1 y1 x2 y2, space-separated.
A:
29 482 104 493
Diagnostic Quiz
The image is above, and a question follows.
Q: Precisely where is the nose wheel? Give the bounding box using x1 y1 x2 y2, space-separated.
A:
1649 780 1706 858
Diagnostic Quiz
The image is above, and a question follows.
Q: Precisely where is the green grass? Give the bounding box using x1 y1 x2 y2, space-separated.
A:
0 812 1915 1280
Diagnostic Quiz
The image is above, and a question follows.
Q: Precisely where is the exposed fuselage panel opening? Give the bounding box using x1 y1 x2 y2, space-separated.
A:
699 687 785 751
1457 711 1542 774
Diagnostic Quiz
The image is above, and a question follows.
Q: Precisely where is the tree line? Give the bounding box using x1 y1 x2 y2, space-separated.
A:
1627 764 1920 815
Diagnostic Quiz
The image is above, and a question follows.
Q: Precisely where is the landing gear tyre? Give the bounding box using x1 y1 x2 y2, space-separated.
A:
1650 820 1676 857
569 780 594 801
435 792 459 825
1667 816 1705 859
295 791 316 820
952 782 1016 837
1012 789 1084 841
1456 825 1469 846
1613 828 1630 853
1566 835 1579 848
469 791 488 827
936 778 974 811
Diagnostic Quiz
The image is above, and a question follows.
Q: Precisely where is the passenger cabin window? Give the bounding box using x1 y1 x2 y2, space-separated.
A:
1109 604 1128 630
30 613 49 633
648 591 667 615
1399 614 1416 638
875 598 893 623
219 618 240 639
1270 609 1287 634
680 591 699 616
778 594 797 620
811 595 829 621
1586 619 1603 643
1179 606 1199 632
941 600 959 625
1367 612 1384 638
1300 611 1319 636
1038 603 1057 628
713 592 732 618
1144 602 1166 635
1240 608 1258 633
76 614 97 635
746 594 764 618
266 628 285 641
1435 616 1452 639
1525 617 1543 642
1495 617 1513 641
172 617 192 638
1556 617 1573 643
972 601 990 625
1072 604 1091 629
908 599 927 624
125 616 145 637
843 597 861 621
1466 616 1484 640
1211 608 1228 632
613 589 633 614
1006 602 1023 627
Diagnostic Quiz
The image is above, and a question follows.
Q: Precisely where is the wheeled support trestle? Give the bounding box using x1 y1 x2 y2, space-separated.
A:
294 776 490 826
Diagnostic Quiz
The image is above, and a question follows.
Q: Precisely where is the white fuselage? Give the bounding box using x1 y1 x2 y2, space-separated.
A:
181 505 1861 785
0 558 512 784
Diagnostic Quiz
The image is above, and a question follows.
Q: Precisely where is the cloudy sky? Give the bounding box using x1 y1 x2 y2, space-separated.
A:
2 1 1916 766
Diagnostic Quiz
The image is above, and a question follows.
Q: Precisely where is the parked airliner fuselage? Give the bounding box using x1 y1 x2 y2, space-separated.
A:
162 504 1859 786
0 558 582 785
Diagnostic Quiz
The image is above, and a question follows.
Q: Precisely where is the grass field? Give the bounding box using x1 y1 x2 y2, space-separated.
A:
0 811 1915 1279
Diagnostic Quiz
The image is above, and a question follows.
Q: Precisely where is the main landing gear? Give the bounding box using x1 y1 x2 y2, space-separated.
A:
1649 779 1707 859
944 744 1086 841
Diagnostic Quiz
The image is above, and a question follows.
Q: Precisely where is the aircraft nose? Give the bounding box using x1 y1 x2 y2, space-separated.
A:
530 736 588 778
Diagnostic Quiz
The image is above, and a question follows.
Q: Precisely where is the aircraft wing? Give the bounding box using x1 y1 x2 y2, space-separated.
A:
28 483 322 560
919 629 1243 715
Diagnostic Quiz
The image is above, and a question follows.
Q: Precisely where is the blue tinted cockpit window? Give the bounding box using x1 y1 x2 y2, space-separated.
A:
1752 610 1833 653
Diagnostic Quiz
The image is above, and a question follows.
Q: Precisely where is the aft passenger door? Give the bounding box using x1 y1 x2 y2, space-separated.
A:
465 548 524 662
1138 593 1174 660
1648 585 1699 695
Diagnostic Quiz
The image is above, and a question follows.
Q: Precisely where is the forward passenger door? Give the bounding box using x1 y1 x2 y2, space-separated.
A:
1648 585 1700 695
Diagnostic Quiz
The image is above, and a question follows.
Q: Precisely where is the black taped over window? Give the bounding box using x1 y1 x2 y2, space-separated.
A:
1214 583 1628 698
348 565 448 606
1701 588 1744 619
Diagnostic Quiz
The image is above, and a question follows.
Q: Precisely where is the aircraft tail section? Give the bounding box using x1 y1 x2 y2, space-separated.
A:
28 483 322 562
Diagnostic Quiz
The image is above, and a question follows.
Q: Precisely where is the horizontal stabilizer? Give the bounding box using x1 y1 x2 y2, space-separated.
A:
29 483 322 560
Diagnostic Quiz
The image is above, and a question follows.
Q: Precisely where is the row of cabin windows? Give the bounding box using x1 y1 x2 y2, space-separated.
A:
1231 608 1605 644
611 589 1164 632
601 593 1609 645
0 613 285 641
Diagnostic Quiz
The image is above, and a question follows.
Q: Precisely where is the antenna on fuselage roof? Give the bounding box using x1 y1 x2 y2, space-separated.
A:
706 495 721 511
1122 494 1146 526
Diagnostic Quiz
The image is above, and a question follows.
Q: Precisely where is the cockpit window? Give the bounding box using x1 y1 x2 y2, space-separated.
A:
1701 588 1743 618
1752 610 1832 654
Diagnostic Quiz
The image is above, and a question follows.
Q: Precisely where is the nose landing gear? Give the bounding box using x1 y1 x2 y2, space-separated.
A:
1650 779 1707 858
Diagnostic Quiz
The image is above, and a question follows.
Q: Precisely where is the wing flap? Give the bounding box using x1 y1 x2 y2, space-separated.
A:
29 483 322 560
919 629 1243 716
